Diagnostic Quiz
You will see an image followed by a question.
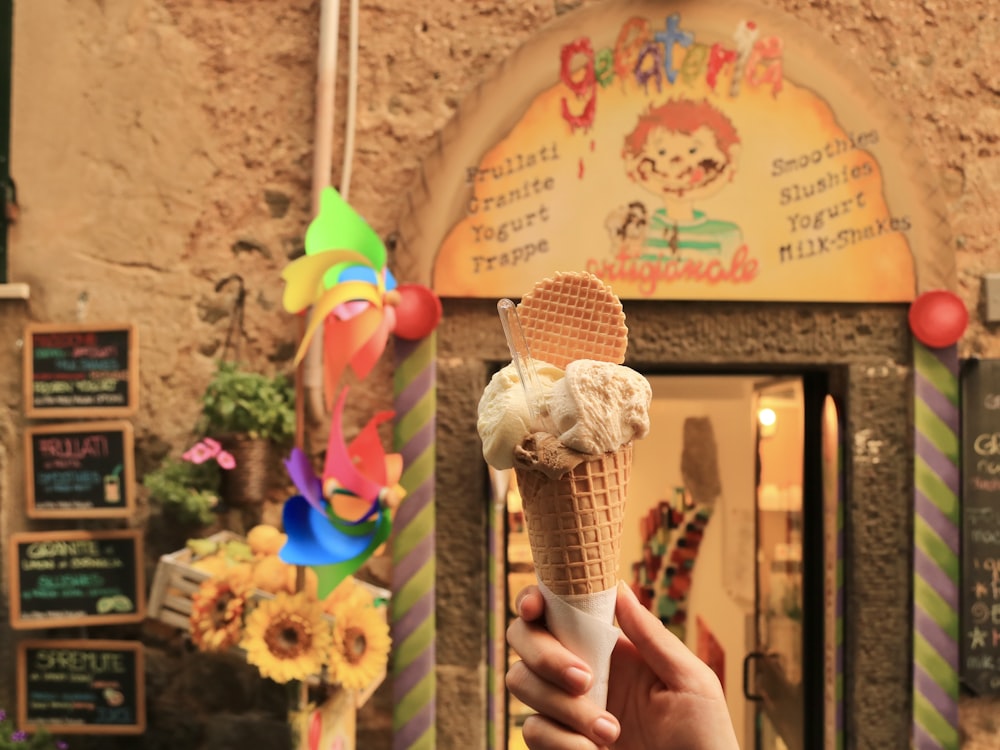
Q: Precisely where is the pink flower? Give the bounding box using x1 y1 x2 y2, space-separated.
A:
183 438 222 465
201 437 222 455
216 450 236 470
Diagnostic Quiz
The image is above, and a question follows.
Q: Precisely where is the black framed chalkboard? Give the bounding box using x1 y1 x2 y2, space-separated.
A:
17 639 146 734
23 322 139 418
25 421 135 519
8 530 146 629
960 358 1000 696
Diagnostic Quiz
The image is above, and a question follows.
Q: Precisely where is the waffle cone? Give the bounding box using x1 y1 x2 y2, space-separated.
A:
517 271 628 369
515 442 633 596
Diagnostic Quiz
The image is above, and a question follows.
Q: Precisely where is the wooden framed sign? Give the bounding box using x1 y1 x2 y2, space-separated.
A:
23 322 139 418
8 529 145 630
17 639 146 734
25 421 135 519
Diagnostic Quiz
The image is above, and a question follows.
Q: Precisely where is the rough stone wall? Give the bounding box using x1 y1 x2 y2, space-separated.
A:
5 0 1000 748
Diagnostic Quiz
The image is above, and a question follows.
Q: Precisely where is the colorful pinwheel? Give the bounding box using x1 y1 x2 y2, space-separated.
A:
281 187 442 407
279 388 405 599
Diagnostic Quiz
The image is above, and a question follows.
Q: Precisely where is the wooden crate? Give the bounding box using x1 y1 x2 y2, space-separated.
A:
148 531 241 629
147 531 390 706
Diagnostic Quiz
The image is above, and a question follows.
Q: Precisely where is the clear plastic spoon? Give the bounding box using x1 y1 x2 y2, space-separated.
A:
497 298 554 433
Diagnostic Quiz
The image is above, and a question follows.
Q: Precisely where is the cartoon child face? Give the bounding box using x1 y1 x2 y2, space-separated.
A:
626 124 738 201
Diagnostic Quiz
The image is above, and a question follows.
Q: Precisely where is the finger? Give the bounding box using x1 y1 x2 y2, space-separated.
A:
506 616 592 695
507 663 620 747
614 582 719 693
520 714 598 750
515 585 545 623
520 713 613 750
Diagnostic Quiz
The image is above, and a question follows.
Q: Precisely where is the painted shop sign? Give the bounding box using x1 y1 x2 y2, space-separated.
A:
23 322 139 419
25 421 135 519
415 0 949 301
8 530 146 630
17 640 146 734
961 359 1000 696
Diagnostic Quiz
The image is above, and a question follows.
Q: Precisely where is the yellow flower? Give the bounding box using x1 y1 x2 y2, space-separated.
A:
326 603 391 692
189 578 248 653
321 577 373 616
242 592 331 684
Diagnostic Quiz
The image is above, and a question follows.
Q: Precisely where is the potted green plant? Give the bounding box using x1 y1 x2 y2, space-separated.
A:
142 455 222 526
197 361 296 505
198 361 296 444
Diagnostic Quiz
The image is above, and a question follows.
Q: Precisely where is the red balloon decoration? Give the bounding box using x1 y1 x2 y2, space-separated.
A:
908 290 968 348
392 284 442 340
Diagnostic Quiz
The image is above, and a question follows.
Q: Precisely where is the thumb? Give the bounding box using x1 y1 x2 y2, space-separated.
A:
615 583 712 691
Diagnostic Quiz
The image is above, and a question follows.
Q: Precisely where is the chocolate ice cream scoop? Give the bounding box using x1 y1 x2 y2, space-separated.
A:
513 432 594 480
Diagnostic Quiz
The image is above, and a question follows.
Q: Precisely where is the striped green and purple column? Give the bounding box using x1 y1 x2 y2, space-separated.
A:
488 470 508 749
912 341 960 750
392 332 437 750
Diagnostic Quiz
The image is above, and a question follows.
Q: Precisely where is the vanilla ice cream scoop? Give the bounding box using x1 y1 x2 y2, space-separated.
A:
477 360 565 470
549 359 651 454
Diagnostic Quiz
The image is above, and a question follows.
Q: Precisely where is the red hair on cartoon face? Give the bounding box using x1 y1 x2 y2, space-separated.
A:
623 99 740 158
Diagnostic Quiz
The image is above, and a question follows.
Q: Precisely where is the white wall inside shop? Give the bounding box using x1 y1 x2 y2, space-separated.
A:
623 375 758 746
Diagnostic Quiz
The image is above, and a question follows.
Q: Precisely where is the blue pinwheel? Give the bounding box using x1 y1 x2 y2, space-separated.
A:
279 388 404 598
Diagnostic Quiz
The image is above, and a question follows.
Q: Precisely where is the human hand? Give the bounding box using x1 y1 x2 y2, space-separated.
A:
506 583 740 750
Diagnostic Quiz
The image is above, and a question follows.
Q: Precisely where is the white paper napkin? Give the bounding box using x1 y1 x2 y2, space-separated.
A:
537 580 620 708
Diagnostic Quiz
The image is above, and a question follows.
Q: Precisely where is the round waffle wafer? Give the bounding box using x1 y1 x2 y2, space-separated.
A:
516 271 628 369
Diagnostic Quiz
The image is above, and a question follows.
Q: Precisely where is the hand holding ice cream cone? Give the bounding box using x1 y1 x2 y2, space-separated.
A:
506 584 741 750
478 271 651 708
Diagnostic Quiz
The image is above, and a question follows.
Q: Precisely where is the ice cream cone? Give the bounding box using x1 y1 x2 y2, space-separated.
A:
488 271 643 709
514 442 632 596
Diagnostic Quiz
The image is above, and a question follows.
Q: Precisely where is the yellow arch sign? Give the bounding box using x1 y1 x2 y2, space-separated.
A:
397 0 954 301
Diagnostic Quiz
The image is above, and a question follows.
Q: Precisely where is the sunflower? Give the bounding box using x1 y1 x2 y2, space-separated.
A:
189 577 249 653
326 602 391 692
321 576 374 616
242 592 331 684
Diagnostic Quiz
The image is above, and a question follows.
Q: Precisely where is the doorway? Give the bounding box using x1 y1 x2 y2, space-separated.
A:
493 370 842 750
744 376 836 750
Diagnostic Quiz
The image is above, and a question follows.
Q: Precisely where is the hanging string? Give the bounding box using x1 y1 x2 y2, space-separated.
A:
216 274 247 365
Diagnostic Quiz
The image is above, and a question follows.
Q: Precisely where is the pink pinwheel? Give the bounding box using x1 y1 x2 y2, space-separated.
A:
280 187 442 409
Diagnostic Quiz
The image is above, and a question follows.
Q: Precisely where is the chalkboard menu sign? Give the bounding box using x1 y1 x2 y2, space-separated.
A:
961 359 1000 695
17 639 146 734
25 421 135 519
8 530 146 630
23 322 139 418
